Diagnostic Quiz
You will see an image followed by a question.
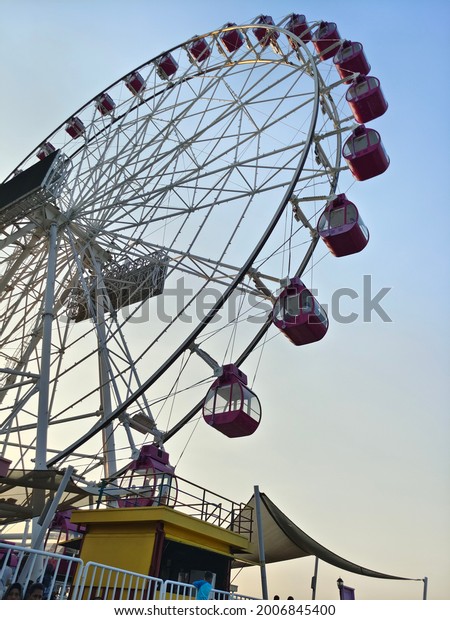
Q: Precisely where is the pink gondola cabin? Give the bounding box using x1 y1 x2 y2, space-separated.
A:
187 37 211 63
37 142 56 160
96 93 115 115
285 14 312 48
220 23 244 53
343 124 390 181
346 75 388 123
272 277 328 345
155 53 178 80
318 194 369 257
313 21 341 61
65 116 85 139
116 444 177 508
334 40 370 83
125 71 145 95
203 364 261 438
253 15 279 47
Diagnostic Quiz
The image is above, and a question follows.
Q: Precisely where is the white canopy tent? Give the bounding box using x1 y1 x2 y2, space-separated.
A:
232 490 424 598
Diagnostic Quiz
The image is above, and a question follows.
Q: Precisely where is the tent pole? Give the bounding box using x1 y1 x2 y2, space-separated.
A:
422 577 428 600
311 556 319 599
254 485 269 600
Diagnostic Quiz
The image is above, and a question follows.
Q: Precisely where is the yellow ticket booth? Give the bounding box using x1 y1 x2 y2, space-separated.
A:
70 503 251 597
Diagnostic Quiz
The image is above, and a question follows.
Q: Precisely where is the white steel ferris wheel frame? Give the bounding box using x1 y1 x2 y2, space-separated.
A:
0 19 354 486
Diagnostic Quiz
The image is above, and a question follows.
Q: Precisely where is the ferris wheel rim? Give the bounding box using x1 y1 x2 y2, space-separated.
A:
3 21 321 183
1 18 348 480
45 27 323 469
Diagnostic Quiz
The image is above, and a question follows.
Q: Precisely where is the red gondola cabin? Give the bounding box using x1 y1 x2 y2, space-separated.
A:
313 21 341 61
96 93 115 115
203 364 261 438
253 15 279 47
155 53 178 80
37 142 56 160
220 23 244 53
333 41 370 83
187 38 211 63
343 124 390 181
125 71 145 95
318 194 369 257
285 14 312 48
272 277 328 346
346 75 388 123
65 117 85 139
115 444 177 508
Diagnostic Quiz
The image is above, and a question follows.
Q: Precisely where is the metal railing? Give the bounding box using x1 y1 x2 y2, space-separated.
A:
0 541 83 599
212 588 258 600
160 579 197 600
74 561 164 600
100 474 253 538
1 542 259 601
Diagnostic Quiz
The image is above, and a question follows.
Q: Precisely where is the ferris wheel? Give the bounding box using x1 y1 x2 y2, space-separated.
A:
0 15 388 485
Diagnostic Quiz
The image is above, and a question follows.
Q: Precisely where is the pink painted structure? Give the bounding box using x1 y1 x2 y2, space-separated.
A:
117 444 177 508
0 456 11 478
96 93 115 115
334 40 370 83
318 194 369 257
313 21 341 61
253 15 279 47
65 116 85 139
187 38 211 63
285 13 312 47
272 278 328 346
155 53 178 79
343 125 390 181
220 23 244 53
346 75 388 123
125 71 145 95
203 364 261 438
37 142 56 160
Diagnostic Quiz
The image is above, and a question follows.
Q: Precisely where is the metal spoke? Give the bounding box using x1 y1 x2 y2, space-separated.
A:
0 20 350 482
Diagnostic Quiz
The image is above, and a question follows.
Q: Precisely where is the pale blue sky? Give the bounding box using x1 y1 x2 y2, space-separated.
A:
0 0 449 601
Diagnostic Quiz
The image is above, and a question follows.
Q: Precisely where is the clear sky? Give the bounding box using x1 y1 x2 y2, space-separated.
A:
0 0 449 602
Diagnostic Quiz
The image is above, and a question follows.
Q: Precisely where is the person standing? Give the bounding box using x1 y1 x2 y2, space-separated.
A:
193 571 213 600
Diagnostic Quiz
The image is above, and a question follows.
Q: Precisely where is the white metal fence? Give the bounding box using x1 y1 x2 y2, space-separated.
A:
211 588 258 600
0 541 83 599
74 561 163 600
0 542 258 600
160 579 197 600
